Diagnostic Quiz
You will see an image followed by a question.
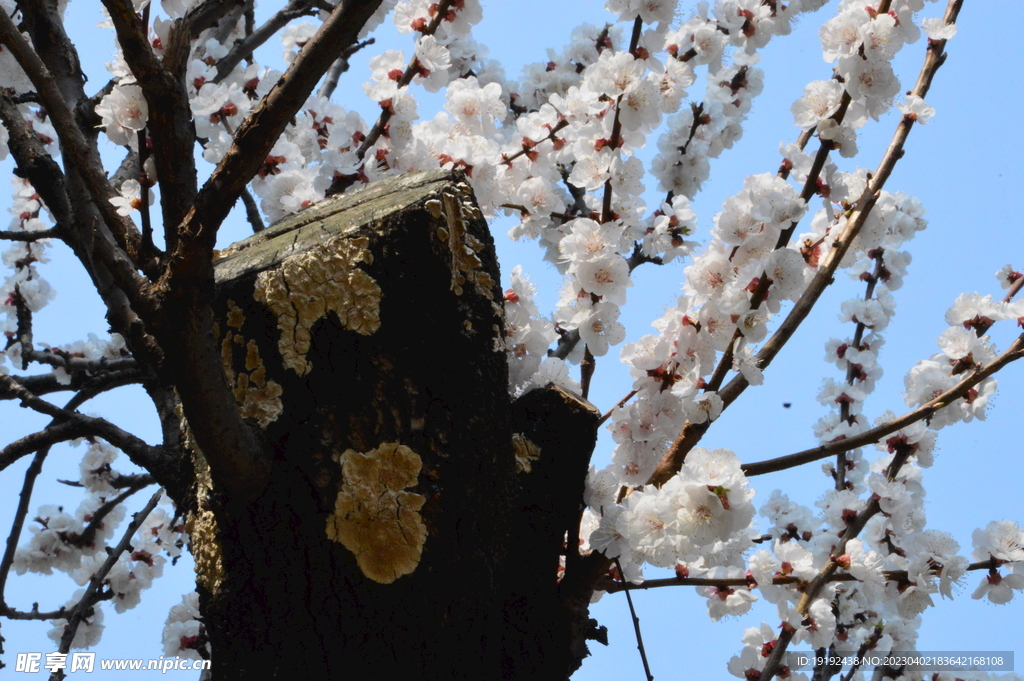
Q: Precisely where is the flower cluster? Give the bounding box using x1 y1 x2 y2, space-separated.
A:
589 447 756 584
162 591 209 660
1 176 56 372
11 438 185 648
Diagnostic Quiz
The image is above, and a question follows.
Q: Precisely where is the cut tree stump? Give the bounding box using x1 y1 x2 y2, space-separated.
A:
188 170 602 680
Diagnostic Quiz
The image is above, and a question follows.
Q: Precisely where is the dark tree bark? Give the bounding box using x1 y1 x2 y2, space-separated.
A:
188 170 604 680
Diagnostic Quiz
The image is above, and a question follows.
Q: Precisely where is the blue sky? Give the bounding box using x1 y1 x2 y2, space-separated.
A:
1 0 1021 678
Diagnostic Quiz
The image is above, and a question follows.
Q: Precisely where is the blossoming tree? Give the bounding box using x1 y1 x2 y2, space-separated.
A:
1 0 1022 679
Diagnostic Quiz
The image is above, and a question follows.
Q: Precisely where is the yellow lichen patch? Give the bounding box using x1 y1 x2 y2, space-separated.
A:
512 432 541 473
253 235 381 375
226 301 245 329
177 404 225 593
436 185 497 303
326 442 427 584
220 300 284 428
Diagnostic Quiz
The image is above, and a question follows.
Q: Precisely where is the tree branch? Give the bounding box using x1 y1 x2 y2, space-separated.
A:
239 186 265 233
599 18 643 225
102 0 199 239
213 0 323 83
0 228 60 242
614 558 654 681
318 37 376 100
173 0 385 271
74 480 154 550
0 449 49 614
0 90 72 233
0 10 140 258
0 421 91 473
0 374 169 478
0 368 144 402
598 560 1009 594
326 0 453 196
181 0 248 41
758 399 948 681
20 350 137 375
743 333 1023 477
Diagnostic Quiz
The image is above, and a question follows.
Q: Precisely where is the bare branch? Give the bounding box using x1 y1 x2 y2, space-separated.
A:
0 449 49 613
598 390 637 427
213 0 323 83
614 558 654 681
0 374 168 477
239 186 265 234
182 0 249 40
2 605 72 621
109 472 157 489
0 368 144 402
203 0 253 50
108 148 141 195
0 421 91 473
21 349 137 375
318 37 376 100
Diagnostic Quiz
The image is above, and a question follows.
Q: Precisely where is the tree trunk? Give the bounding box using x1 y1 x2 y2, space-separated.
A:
186 171 603 679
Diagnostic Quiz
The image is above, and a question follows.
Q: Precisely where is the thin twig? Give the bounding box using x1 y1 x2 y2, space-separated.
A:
600 18 644 225
239 186 265 233
2 605 73 621
614 558 654 681
74 481 154 549
835 251 885 491
598 390 637 427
